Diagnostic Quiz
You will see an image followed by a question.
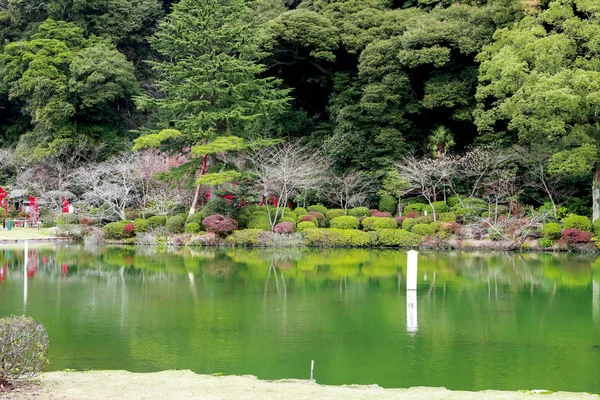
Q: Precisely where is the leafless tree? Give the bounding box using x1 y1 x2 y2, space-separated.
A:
248 141 326 230
484 208 544 250
323 171 372 212
483 168 520 223
40 190 76 219
74 153 142 221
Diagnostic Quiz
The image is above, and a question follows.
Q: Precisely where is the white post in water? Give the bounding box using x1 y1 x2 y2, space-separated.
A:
23 241 28 312
594 274 599 330
309 360 315 382
406 250 418 334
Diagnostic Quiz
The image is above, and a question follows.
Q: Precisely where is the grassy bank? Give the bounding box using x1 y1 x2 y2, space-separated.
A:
5 371 599 400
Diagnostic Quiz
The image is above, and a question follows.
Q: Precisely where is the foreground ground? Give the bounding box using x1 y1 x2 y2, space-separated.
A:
3 371 599 400
0 228 56 240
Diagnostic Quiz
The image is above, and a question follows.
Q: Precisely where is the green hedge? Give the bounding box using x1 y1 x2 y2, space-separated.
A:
297 221 318 232
104 221 127 239
349 207 370 218
134 218 149 234
402 218 417 232
247 212 271 230
226 229 263 246
361 217 376 231
378 194 397 214
330 216 360 229
423 201 449 214
187 212 204 226
439 212 456 222
542 222 562 240
372 217 398 230
376 229 423 247
326 209 345 223
294 207 307 216
185 222 201 234
147 216 167 230
166 215 186 234
404 203 426 214
307 204 328 215
562 215 592 232
411 224 435 236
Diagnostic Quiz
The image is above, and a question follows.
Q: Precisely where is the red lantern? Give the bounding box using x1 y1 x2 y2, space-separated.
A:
62 197 70 213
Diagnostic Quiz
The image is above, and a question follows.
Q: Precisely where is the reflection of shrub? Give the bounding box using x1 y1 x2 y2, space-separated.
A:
376 229 423 247
539 238 554 248
0 316 49 387
542 223 562 240
297 221 318 232
562 215 592 232
372 218 397 230
185 222 201 234
378 194 397 214
147 216 167 230
402 218 416 232
307 204 328 215
562 228 592 244
412 224 435 236
349 207 370 218
274 222 295 234
330 216 360 230
202 214 238 235
166 215 186 234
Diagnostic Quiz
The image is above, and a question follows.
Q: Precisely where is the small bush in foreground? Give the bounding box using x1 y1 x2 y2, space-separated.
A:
134 219 149 234
103 221 126 239
326 209 345 222
294 207 307 216
562 228 592 245
0 316 49 388
539 238 554 248
402 218 417 232
226 229 263 246
185 222 201 234
542 223 562 240
202 214 238 235
378 194 397 214
412 224 436 236
307 204 328 215
166 215 186 234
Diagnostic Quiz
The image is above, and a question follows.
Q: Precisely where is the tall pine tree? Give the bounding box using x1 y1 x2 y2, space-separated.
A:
134 0 290 214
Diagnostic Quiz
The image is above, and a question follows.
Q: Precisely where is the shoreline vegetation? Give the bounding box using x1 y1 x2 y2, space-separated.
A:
5 371 599 400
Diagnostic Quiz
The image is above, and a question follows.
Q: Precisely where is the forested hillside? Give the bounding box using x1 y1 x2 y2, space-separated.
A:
0 0 599 218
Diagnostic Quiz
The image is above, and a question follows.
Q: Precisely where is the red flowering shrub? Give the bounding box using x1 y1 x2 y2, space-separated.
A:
124 223 136 238
395 216 405 225
307 211 325 226
301 215 317 223
561 228 592 244
404 211 418 219
202 214 238 235
369 209 380 216
372 211 392 218
450 221 461 234
274 222 295 234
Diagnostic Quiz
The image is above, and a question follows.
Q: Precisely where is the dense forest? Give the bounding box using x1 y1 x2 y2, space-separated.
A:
0 0 599 220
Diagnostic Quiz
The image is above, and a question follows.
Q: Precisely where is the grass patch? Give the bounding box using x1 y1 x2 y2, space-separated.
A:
0 228 57 240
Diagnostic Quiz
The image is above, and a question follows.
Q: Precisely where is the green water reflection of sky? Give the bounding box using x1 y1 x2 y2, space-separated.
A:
0 245 599 393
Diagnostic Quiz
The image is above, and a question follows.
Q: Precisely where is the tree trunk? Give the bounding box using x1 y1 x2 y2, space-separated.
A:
189 184 202 215
593 163 600 222
208 155 217 200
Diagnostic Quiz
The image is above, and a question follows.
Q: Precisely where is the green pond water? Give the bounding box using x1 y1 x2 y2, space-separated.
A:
0 245 599 393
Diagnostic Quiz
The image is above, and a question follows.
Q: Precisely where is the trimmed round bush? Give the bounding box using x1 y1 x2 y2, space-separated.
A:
274 222 295 234
416 215 433 224
376 229 423 247
349 207 370 218
341 229 371 246
326 209 345 223
147 215 167 230
404 203 426 214
562 228 592 244
308 211 325 227
278 216 297 227
542 222 562 240
378 194 397 214
539 238 554 248
430 222 441 232
402 218 417 232
371 211 393 218
187 212 205 226
439 212 456 222
361 216 376 231
185 222 201 234
297 221 318 232
166 215 186 234
294 207 307 216
372 217 398 230
301 228 346 247
300 215 319 226
134 218 149 234
423 201 449 215
562 215 592 232
412 223 436 236
202 214 238 235
307 204 328 215
103 221 126 240
56 213 78 225
330 216 360 230
248 212 271 231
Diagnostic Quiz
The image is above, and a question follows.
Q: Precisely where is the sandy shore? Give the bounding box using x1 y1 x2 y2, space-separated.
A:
3 370 598 400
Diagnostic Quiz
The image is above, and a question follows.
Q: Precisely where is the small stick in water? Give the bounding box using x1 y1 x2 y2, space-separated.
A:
310 360 315 382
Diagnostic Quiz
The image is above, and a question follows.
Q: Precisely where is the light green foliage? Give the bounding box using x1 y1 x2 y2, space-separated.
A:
372 217 398 230
134 218 150 234
187 213 205 226
330 216 360 230
430 222 441 233
439 212 456 222
404 203 426 214
378 194 397 214
376 229 423 247
147 216 167 230
361 216 376 231
594 219 600 237
379 169 410 213
104 221 127 239
307 204 328 215
539 238 554 249
166 215 186 234
542 222 563 240
294 207 307 216
302 228 347 247
297 221 318 232
326 209 345 222
402 218 417 232
415 215 433 224
341 229 371 246
185 222 201 234
562 215 592 232
423 201 449 215
226 229 263 246
427 125 455 158
349 207 370 218
411 223 435 236
247 212 271 231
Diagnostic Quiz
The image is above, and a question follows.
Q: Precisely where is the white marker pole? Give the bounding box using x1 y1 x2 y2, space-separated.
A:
406 250 418 334
23 241 28 312
310 360 315 381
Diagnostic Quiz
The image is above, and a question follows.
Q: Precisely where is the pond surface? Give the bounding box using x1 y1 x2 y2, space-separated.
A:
0 245 599 393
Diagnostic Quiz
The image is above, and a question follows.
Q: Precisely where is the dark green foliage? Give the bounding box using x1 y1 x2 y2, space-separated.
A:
372 218 398 230
185 222 201 234
56 213 79 225
562 215 592 232
411 224 435 236
166 215 186 234
378 194 397 214
147 216 167 230
404 203 426 214
423 202 449 215
134 218 150 234
329 216 360 230
187 212 205 227
202 199 236 219
104 221 127 239
542 223 563 240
